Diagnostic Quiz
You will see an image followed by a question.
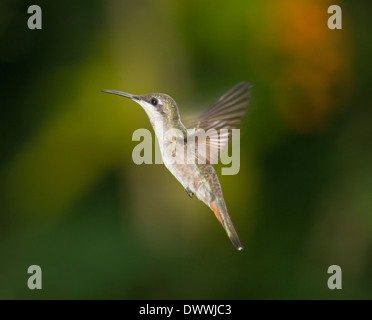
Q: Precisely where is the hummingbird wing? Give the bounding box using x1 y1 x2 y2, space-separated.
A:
187 82 250 164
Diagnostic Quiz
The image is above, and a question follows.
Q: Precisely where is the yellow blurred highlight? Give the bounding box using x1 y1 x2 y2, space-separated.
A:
2 47 138 224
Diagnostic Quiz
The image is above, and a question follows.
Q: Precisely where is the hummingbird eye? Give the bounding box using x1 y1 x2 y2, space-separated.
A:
150 98 158 106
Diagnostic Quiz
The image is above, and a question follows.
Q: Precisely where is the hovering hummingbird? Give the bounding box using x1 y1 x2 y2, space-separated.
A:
102 82 250 250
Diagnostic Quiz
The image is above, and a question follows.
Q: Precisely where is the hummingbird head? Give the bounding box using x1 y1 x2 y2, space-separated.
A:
102 90 181 125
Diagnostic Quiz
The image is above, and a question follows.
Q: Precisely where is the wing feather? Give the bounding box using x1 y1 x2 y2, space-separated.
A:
187 82 250 164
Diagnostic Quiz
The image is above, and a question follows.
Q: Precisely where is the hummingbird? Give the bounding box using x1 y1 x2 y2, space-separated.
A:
102 82 250 250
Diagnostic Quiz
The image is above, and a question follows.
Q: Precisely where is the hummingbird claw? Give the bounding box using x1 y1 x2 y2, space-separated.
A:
185 187 194 198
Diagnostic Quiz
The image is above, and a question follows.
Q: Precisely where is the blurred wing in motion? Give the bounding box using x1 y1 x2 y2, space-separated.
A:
187 82 250 164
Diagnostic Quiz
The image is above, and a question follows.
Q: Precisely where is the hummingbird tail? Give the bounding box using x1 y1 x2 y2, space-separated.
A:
210 201 243 251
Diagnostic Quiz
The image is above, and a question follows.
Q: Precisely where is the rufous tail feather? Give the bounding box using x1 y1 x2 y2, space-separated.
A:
210 201 243 250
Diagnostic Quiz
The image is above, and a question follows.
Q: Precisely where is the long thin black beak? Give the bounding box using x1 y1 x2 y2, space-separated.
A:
102 90 139 101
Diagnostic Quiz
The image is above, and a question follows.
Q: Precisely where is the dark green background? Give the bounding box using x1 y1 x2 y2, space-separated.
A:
1 0 371 299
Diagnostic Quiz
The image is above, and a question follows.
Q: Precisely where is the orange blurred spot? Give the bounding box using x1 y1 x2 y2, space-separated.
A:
266 0 352 133
210 202 223 225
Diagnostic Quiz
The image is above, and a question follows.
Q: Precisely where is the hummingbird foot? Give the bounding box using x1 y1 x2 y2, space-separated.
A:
185 187 194 198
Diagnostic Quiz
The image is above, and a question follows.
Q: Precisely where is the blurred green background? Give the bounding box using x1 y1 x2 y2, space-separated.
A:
1 0 371 299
